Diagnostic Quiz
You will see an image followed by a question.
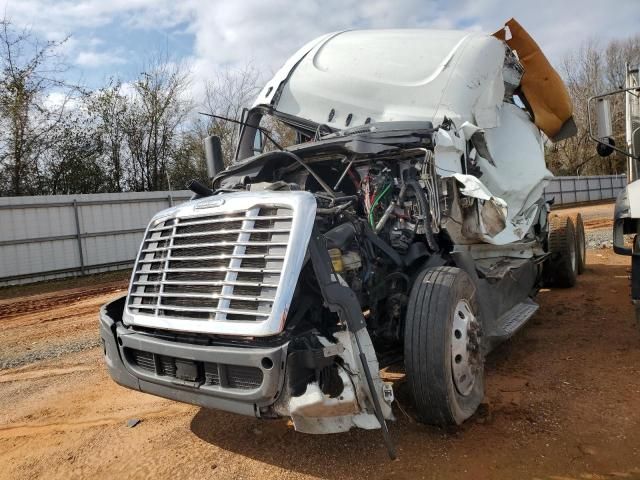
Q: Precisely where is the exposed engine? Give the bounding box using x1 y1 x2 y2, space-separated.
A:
215 133 450 368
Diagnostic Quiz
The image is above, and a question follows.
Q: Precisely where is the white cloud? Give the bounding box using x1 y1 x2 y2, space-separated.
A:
0 0 639 104
0 0 190 32
76 50 125 67
177 0 640 104
43 91 81 111
185 0 640 71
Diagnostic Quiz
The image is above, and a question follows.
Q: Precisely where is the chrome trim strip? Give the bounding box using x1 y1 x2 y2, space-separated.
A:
134 267 283 274
129 292 276 302
166 228 292 238
140 241 288 253
132 279 280 288
131 304 271 317
136 254 286 263
148 215 293 232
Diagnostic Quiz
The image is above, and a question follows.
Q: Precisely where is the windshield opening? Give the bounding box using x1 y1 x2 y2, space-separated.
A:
235 110 316 164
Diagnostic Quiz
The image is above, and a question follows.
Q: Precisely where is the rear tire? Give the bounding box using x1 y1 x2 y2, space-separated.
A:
404 267 484 425
544 215 578 288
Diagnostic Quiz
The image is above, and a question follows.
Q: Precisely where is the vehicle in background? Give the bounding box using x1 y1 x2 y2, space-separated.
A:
100 19 583 458
590 65 640 320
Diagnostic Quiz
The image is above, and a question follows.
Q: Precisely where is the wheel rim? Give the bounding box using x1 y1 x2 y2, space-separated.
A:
451 300 482 397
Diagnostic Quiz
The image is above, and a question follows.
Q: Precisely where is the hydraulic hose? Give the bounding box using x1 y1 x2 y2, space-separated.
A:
405 179 438 251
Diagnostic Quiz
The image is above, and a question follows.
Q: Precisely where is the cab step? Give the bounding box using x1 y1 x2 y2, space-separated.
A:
493 299 539 340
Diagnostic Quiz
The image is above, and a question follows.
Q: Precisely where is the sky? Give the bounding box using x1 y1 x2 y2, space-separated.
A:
1 0 639 102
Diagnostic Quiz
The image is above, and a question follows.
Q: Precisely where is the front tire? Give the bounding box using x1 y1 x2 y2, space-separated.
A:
404 267 484 425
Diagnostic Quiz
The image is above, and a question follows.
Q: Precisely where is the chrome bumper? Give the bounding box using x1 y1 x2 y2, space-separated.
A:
100 295 288 417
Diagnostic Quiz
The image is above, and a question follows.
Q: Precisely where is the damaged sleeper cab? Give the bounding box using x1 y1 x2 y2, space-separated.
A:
100 20 581 456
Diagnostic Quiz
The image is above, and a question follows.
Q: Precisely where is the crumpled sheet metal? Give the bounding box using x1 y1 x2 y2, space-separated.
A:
493 18 576 142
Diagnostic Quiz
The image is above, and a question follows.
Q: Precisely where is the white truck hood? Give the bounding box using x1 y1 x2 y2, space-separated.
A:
254 29 507 130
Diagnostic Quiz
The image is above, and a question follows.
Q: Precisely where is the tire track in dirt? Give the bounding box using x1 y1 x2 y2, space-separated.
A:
1 302 110 330
0 284 126 320
0 365 93 383
0 406 191 439
584 219 613 230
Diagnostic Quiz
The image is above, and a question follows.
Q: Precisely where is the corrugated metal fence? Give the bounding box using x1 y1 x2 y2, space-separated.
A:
543 174 626 205
0 175 627 286
0 190 191 286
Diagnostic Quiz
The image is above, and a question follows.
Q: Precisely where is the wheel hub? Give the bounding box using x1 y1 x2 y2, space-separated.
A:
451 300 482 397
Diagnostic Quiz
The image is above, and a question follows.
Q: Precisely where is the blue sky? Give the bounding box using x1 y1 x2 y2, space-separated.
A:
69 22 194 87
2 0 639 100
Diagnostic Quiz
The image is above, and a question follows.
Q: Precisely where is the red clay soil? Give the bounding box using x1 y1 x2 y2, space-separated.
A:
1 206 639 479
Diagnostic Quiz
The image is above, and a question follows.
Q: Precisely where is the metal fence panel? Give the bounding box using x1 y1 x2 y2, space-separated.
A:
543 174 626 205
0 176 629 286
0 191 191 286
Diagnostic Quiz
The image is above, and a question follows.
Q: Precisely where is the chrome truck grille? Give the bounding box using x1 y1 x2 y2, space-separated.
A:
123 191 317 337
128 207 291 320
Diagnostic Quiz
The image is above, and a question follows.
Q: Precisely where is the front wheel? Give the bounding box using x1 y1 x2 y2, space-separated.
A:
404 266 484 425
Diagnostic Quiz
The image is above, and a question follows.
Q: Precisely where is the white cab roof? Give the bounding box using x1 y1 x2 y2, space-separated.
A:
254 29 508 130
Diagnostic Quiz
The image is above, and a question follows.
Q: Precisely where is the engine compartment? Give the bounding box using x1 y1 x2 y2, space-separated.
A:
207 120 538 366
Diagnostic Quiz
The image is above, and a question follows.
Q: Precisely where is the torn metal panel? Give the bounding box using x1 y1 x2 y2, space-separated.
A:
474 257 532 281
433 128 466 175
472 104 551 245
461 121 495 166
493 18 576 142
278 329 393 435
453 241 546 260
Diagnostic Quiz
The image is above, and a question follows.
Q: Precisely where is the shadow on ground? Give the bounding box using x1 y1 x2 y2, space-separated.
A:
188 262 640 480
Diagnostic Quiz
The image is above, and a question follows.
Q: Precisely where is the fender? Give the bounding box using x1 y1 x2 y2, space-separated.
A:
613 180 640 256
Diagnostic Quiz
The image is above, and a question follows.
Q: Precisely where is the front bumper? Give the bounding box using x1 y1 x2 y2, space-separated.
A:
100 295 288 417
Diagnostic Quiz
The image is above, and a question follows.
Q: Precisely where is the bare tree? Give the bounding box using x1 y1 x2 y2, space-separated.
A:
125 58 192 191
85 80 129 192
550 35 640 176
200 63 261 163
0 18 73 195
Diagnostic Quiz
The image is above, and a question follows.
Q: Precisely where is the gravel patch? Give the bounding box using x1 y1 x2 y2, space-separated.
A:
0 337 101 370
586 228 613 249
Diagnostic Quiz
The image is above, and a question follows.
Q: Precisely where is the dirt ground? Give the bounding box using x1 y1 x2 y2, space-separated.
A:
2 203 640 480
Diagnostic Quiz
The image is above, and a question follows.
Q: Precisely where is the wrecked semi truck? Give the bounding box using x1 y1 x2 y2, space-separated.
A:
100 19 582 452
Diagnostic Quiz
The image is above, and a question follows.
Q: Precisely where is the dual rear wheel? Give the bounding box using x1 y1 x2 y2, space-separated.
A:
544 213 586 288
